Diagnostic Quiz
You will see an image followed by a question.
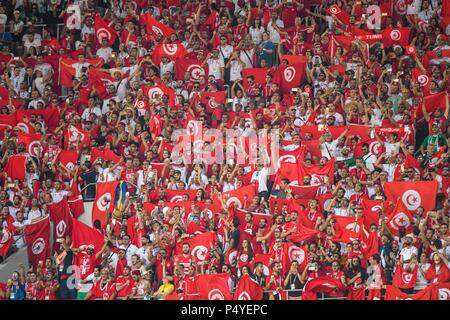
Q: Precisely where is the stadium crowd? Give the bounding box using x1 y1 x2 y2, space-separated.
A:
0 0 449 300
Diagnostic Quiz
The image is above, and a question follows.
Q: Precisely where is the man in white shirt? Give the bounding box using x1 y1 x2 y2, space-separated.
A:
81 97 102 121
159 55 174 78
120 235 138 266
50 181 69 204
203 49 224 80
251 162 269 199
400 235 418 266
267 12 284 44
96 38 113 62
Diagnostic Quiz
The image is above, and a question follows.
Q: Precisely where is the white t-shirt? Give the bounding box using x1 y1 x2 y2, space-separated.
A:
267 19 284 44
207 58 225 80
320 139 338 160
50 189 69 203
251 168 269 193
384 142 400 155
96 47 113 62
229 60 243 82
400 246 418 262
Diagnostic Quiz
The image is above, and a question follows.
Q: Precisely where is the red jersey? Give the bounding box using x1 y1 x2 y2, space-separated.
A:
75 252 96 280
25 281 45 300
90 280 116 300
115 275 135 298
177 254 195 275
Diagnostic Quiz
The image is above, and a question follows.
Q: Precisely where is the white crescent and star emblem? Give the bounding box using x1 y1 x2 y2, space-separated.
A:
402 190 421 210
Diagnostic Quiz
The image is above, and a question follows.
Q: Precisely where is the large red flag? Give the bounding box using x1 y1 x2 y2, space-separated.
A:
253 254 271 277
288 184 319 199
15 109 60 129
0 224 15 257
302 276 346 300
234 274 264 300
67 180 84 218
58 150 78 170
151 43 188 65
140 13 177 38
332 216 365 243
94 14 117 47
144 83 176 106
433 283 450 300
218 184 256 209
64 125 91 149
71 218 104 255
298 159 335 185
175 231 217 262
282 243 308 273
91 181 118 228
47 198 73 252
59 57 103 86
25 216 51 269
287 223 319 243
382 27 411 47
242 68 269 90
273 63 305 93
326 5 351 24
165 189 198 203
197 273 232 300
17 132 42 158
416 92 448 119
384 181 438 212
90 147 121 164
384 285 433 300
4 155 26 181
386 199 415 236
174 59 207 81
392 263 418 289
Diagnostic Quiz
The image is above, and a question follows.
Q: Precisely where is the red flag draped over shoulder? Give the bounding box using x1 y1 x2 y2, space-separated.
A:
196 273 232 300
25 216 51 269
234 274 264 300
91 181 118 229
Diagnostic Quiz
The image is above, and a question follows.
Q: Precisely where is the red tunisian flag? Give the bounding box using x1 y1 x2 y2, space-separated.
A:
144 83 176 106
200 91 226 113
234 274 264 300
151 43 188 65
0 224 16 257
58 150 78 170
302 276 346 300
361 198 382 229
326 5 350 24
273 63 306 93
416 92 448 119
204 10 220 29
68 180 84 218
149 114 163 139
287 223 319 243
242 68 270 90
386 199 415 236
382 28 411 47
384 285 433 300
289 184 319 199
91 181 118 229
71 218 104 256
5 155 26 181
174 59 207 81
332 216 365 243
253 254 271 277
384 181 438 212
219 184 256 209
197 273 232 300
59 57 103 86
392 264 418 289
64 125 91 149
411 68 431 95
140 13 177 38
25 216 51 269
90 147 121 164
94 14 117 47
282 243 308 273
47 198 73 252
175 231 217 262
298 158 335 185
17 132 42 158
16 109 61 130
165 189 198 202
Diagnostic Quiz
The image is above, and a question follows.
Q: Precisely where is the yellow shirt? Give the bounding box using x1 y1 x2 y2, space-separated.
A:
157 283 174 300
